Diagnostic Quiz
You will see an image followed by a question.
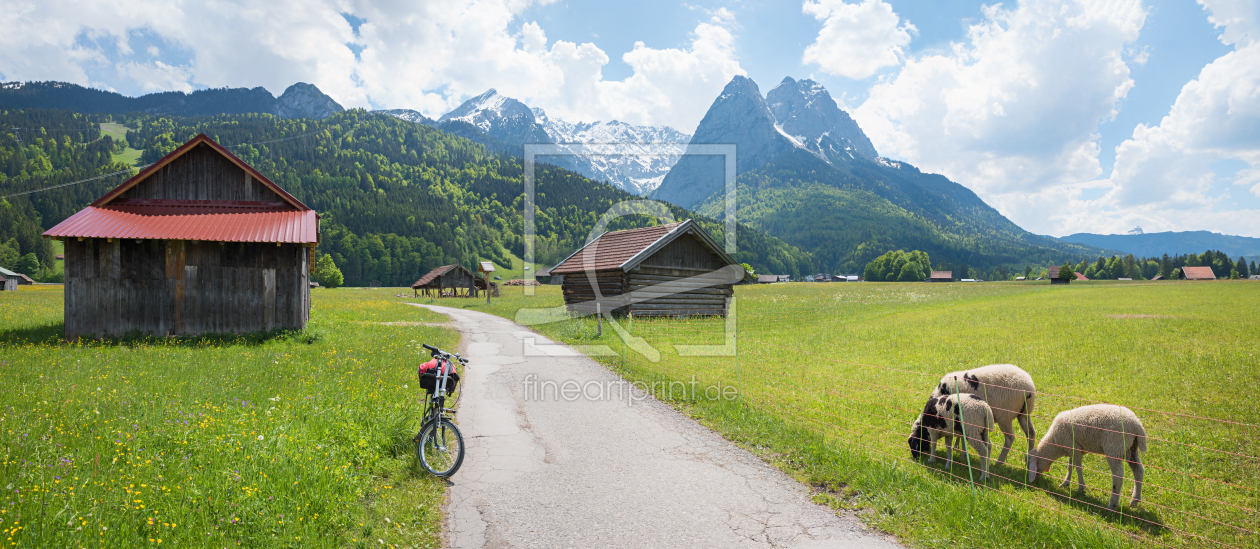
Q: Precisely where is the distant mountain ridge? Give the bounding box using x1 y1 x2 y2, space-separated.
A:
0 80 344 119
1060 231 1260 259
382 90 690 194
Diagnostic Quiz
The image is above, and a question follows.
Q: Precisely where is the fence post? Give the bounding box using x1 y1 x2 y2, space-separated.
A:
1119 404 1125 526
954 376 976 499
596 302 602 337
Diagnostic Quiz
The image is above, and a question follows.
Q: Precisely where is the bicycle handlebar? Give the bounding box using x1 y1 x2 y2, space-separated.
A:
422 343 439 353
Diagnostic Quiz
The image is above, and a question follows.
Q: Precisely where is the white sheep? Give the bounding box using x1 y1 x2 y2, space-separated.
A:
932 364 1037 465
1027 404 1147 511
908 393 994 481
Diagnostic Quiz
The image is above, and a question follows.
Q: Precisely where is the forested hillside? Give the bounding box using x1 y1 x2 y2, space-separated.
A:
0 108 812 285
695 149 1109 276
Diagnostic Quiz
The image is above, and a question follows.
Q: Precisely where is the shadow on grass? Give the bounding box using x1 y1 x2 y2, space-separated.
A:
0 322 326 348
918 456 1168 535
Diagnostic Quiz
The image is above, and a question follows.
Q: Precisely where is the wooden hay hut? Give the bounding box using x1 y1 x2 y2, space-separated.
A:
927 271 953 282
550 220 743 317
0 267 34 285
43 134 318 339
411 264 483 297
1180 266 1217 280
0 274 14 292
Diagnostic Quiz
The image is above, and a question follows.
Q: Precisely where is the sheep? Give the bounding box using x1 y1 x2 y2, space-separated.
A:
908 393 994 481
1027 404 1147 511
932 364 1037 466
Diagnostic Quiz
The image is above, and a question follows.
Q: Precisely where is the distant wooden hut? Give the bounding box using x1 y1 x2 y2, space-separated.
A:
1174 266 1214 280
411 264 483 297
927 271 953 282
534 266 562 285
43 134 318 339
756 274 780 284
1151 275 1163 281
0 274 14 292
550 220 742 317
0 267 34 285
1048 266 1088 284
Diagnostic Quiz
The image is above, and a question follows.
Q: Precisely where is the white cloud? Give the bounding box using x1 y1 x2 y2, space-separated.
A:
0 0 742 133
801 0 916 80
852 0 1148 234
1085 0 1260 236
118 60 192 92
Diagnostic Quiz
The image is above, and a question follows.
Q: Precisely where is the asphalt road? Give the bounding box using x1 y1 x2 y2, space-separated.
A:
413 304 903 549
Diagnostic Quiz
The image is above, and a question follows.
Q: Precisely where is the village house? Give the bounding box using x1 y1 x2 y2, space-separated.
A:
1180 266 1217 280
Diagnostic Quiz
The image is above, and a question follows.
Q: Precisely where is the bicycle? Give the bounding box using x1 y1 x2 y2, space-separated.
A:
413 343 467 477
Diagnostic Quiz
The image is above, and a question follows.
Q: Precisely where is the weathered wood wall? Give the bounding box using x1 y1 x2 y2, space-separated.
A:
417 267 481 297
0 278 15 291
118 144 283 202
64 238 309 338
562 234 733 317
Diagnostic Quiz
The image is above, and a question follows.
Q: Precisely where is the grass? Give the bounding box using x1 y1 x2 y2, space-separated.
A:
0 286 457 548
99 123 142 167
416 280 1260 549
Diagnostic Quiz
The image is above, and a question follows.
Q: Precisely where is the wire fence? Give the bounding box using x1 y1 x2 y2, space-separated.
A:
541 304 1260 549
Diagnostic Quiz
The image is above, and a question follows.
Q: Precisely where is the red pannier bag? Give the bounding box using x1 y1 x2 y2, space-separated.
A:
418 358 459 393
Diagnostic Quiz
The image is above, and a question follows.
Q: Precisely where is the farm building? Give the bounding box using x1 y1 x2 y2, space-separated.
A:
1151 275 1163 281
1048 266 1089 284
0 267 34 285
756 274 780 284
549 220 743 317
411 264 484 297
0 274 14 291
927 271 953 282
43 134 318 339
1180 266 1217 280
534 266 562 285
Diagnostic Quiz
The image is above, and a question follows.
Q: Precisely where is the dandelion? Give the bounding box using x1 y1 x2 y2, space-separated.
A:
257 435 264 441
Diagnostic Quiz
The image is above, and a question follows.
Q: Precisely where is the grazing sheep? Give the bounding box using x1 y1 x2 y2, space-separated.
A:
908 393 995 481
1027 404 1147 511
933 364 1037 465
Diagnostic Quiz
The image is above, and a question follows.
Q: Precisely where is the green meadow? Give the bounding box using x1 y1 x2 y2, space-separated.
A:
420 280 1260 549
0 287 455 548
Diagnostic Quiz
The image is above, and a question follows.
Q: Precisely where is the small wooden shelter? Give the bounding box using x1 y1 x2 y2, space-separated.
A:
927 271 953 282
1180 266 1217 280
411 264 484 297
43 134 318 338
550 220 742 317
0 274 14 292
0 267 34 285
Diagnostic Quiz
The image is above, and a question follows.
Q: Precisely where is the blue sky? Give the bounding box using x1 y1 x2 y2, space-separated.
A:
2 0 1258 237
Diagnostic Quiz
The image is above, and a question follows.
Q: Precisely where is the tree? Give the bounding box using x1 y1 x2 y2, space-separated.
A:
1237 257 1249 278
16 253 40 276
1056 262 1076 282
0 239 18 270
312 254 344 289
1024 265 1032 279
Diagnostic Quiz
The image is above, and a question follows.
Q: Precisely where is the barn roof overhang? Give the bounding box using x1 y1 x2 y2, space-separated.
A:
550 219 737 275
43 200 319 244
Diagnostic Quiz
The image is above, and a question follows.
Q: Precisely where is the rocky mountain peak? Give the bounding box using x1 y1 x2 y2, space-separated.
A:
766 77 877 161
438 89 550 146
275 83 344 120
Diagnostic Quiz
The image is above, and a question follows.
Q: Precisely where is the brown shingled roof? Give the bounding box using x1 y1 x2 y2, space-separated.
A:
411 264 459 288
550 223 683 275
929 271 952 279
1181 266 1216 280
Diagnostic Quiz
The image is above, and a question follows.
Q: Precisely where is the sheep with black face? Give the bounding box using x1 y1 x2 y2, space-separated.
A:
1027 404 1147 511
908 393 994 481
932 364 1037 465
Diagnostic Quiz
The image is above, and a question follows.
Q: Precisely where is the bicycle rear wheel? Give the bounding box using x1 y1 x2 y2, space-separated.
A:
417 418 465 477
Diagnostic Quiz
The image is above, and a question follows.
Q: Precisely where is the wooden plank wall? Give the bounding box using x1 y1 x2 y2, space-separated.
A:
64 238 309 339
118 145 284 202
631 233 731 316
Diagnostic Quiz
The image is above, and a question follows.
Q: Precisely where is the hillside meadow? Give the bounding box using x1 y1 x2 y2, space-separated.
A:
420 279 1260 549
0 286 455 548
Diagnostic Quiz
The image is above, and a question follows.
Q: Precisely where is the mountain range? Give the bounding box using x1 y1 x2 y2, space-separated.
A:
380 90 690 194
1060 231 1260 260
0 81 344 120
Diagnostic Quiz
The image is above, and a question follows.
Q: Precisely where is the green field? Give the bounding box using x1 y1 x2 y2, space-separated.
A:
0 287 456 548
414 280 1260 549
99 123 143 166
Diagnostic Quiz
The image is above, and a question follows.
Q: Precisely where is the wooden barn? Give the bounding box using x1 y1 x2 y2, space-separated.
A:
549 220 743 317
43 134 318 339
927 271 953 282
0 267 34 285
411 264 484 297
0 274 14 292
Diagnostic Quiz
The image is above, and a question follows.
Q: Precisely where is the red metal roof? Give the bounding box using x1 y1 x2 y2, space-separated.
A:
551 223 682 274
43 200 318 243
90 134 310 211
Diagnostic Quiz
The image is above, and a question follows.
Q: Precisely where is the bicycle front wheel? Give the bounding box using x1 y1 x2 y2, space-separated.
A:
417 418 465 477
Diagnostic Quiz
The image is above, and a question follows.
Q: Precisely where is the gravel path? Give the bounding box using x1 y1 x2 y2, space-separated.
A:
412 304 903 549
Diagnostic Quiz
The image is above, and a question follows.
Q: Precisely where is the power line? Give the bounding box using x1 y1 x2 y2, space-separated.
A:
0 166 147 200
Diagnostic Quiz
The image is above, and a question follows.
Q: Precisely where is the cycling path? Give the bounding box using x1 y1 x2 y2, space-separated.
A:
412 303 902 549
